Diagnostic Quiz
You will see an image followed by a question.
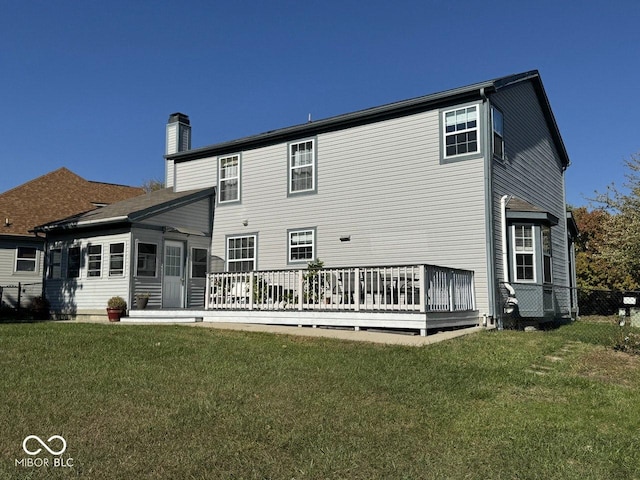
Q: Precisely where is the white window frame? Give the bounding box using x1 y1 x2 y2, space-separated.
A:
226 235 257 272
288 228 316 264
15 246 38 273
512 225 536 283
218 154 240 203
491 106 504 160
109 242 125 277
135 241 158 278
443 105 480 160
289 139 316 194
87 244 102 278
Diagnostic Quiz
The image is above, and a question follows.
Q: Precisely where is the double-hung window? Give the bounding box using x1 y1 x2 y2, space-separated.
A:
513 225 535 282
15 247 37 272
492 107 504 160
443 105 479 159
109 243 125 277
227 235 256 272
289 140 315 194
87 244 102 277
219 154 240 203
288 229 315 263
136 242 157 277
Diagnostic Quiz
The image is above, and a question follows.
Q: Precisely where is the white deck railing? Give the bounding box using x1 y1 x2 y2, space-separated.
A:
205 264 475 314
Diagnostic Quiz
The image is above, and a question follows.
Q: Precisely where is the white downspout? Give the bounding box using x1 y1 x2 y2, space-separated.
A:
500 195 511 283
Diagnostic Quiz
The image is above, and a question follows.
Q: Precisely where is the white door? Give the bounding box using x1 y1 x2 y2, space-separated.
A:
163 241 184 308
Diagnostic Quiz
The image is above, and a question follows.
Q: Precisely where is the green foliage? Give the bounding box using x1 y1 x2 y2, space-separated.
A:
107 296 127 310
588 152 640 289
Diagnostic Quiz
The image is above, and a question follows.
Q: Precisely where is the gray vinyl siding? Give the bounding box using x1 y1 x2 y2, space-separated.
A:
166 159 175 188
174 156 216 192
490 81 570 314
139 198 212 234
209 109 491 314
0 238 44 307
45 231 132 312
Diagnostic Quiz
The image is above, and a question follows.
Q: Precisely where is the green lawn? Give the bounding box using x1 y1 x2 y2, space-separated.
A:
0 322 639 479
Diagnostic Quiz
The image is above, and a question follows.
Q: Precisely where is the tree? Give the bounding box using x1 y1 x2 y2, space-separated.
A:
590 152 640 290
141 178 165 193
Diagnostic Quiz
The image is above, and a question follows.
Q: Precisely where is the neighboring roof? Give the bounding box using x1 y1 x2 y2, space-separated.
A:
506 196 559 225
0 168 144 237
34 187 214 233
167 70 570 169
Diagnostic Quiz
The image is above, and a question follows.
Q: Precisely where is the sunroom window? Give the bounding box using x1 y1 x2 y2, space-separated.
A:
87 244 102 277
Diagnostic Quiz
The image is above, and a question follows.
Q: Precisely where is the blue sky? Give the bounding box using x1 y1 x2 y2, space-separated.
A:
1 0 638 207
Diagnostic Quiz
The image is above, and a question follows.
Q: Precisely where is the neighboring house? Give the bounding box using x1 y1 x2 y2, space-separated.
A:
0 168 143 309
37 70 577 327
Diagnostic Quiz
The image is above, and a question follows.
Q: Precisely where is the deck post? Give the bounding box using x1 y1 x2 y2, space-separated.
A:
419 265 426 314
248 271 254 311
448 270 454 312
205 275 211 309
354 267 361 312
298 269 304 311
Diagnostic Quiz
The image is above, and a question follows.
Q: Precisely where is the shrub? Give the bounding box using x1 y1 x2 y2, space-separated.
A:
107 296 127 311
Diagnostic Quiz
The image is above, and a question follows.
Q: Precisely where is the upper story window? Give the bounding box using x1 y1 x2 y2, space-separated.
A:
218 154 240 203
513 225 535 282
492 106 504 160
136 242 158 277
227 235 256 272
288 228 315 263
87 244 102 278
443 105 479 159
289 139 316 194
15 247 37 272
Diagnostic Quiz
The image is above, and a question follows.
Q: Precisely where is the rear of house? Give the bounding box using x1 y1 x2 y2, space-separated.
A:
36 70 575 327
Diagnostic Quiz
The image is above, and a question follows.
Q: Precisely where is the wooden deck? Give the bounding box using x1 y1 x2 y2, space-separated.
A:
126 264 480 335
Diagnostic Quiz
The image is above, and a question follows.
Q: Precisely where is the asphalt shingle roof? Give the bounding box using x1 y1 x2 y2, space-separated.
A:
0 167 144 236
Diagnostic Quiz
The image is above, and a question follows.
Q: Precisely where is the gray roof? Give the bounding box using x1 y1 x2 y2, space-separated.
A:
167 70 570 169
34 187 214 232
506 196 559 225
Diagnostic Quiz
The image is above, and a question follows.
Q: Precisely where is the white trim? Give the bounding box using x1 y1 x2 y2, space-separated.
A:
14 246 38 273
226 234 257 272
87 244 103 278
218 154 240 203
109 242 126 277
289 139 315 193
442 105 479 159
288 228 315 263
512 225 536 283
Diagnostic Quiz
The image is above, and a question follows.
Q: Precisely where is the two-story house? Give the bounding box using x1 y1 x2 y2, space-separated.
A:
36 70 577 330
